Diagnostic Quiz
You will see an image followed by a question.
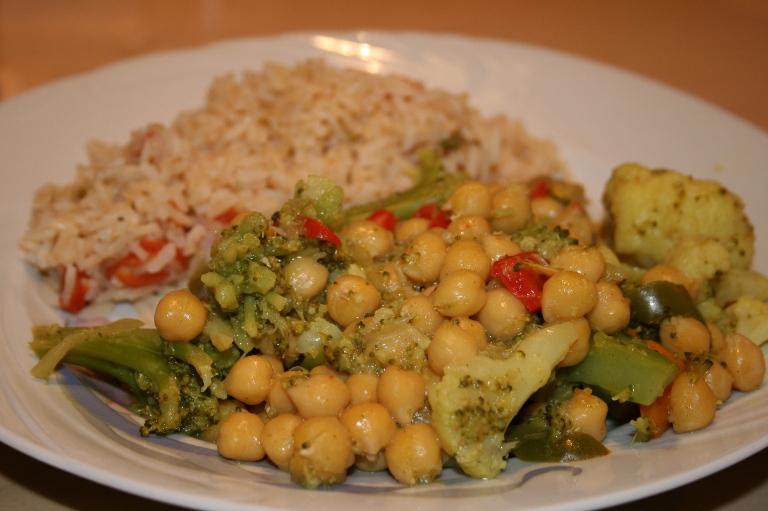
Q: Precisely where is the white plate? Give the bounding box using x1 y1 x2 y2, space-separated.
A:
1 31 767 511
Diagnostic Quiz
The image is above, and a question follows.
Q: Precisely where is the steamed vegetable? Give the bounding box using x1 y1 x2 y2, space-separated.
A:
624 280 705 325
27 160 768 489
340 149 467 225
559 332 680 406
30 323 232 436
603 163 755 269
429 322 578 479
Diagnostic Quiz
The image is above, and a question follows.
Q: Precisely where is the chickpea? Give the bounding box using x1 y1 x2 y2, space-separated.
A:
223 355 274 405
377 365 426 425
309 364 346 380
355 451 388 472
339 402 397 458
446 215 492 241
718 333 766 392
154 288 208 342
421 284 437 297
561 388 608 442
557 205 595 246
343 220 394 261
446 180 492 218
585 281 631 335
431 269 487 318
642 264 699 299
267 368 309 414
346 372 379 405
402 231 446 286
440 240 492 281
385 423 443 485
669 371 717 433
261 355 285 375
489 183 532 233
394 217 430 244
372 263 406 294
283 257 329 300
261 413 303 471
427 323 480 375
455 317 489 351
342 316 373 338
531 196 565 220
266 374 299 415
326 274 382 327
659 316 711 360
473 286 529 339
702 359 734 403
557 317 592 367
400 294 443 337
287 373 351 418
196 399 245 443
290 416 354 488
480 232 522 263
707 321 726 354
217 411 266 462
550 245 606 283
541 270 598 323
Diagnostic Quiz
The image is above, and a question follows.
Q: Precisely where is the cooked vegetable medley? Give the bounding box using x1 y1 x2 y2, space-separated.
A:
30 160 767 488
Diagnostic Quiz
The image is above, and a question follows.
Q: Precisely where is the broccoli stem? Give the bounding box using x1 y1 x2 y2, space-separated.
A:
31 326 188 434
34 348 147 401
163 341 214 390
339 149 468 225
558 332 680 406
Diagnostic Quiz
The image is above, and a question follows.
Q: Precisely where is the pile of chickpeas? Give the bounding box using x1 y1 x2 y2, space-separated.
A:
152 178 766 488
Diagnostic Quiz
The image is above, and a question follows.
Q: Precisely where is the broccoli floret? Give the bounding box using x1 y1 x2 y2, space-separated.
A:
511 222 577 260
30 323 224 437
339 148 468 226
325 308 431 374
200 182 349 360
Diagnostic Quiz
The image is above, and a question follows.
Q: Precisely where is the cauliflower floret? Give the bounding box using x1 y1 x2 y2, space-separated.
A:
721 296 768 346
714 268 768 305
603 163 754 270
428 322 577 479
665 238 732 285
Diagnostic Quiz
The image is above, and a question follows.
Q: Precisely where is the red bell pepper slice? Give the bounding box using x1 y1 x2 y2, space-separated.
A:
214 207 241 225
366 208 398 231
59 265 90 314
106 239 188 288
491 251 549 312
301 216 342 247
413 203 451 229
529 180 549 199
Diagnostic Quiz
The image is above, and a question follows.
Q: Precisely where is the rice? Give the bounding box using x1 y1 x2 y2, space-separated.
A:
19 58 566 312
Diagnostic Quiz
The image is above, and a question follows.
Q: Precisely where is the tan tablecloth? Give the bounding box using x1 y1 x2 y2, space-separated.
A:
1 1 767 510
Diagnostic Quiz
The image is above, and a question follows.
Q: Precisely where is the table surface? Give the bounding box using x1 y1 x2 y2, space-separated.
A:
1 1 767 510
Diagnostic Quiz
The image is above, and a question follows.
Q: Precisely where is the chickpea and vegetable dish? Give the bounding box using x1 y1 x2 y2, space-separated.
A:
30 159 768 488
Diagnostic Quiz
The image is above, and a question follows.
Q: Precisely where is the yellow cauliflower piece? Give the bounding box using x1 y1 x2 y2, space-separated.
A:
722 296 768 345
715 268 768 305
603 163 754 269
428 322 577 479
665 238 732 284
